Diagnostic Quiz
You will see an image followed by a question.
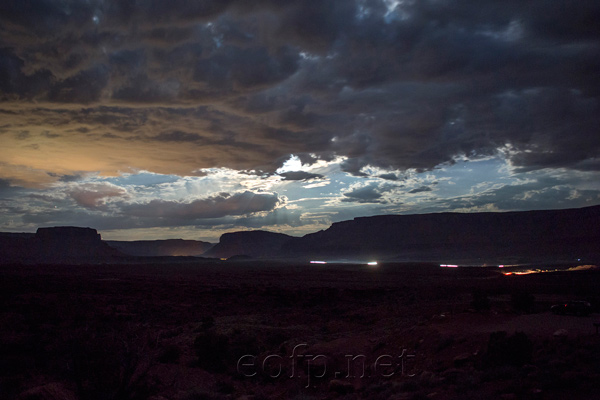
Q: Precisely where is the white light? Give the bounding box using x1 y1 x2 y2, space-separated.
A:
276 155 303 174
310 261 327 264
440 264 458 268
367 261 378 266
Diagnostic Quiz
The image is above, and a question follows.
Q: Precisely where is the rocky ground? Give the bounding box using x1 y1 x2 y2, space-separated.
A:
1 261 599 400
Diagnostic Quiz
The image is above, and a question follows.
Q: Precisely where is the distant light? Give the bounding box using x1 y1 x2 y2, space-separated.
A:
498 265 504 268
310 261 327 264
440 264 458 268
367 261 378 266
513 270 538 275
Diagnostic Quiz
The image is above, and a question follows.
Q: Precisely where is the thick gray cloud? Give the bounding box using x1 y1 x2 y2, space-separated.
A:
432 176 600 213
342 184 386 204
409 186 433 194
14 190 284 232
278 171 324 181
18 200 297 233
68 183 128 210
378 173 398 181
122 191 282 220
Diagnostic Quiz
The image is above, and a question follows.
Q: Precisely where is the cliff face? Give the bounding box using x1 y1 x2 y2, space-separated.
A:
1 205 599 265
282 205 600 262
106 239 213 257
33 226 123 263
0 227 123 264
36 226 101 245
204 230 293 259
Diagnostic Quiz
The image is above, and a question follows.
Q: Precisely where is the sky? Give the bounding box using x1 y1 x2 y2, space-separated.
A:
1 0 599 242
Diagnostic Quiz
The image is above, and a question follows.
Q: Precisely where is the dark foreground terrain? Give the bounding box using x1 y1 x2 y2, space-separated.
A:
1 261 599 400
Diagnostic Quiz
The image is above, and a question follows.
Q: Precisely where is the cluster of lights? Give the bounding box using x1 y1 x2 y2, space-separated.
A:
503 269 551 276
310 260 378 266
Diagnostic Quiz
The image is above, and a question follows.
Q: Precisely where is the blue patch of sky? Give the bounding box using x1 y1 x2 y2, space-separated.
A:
103 172 181 187
429 157 512 198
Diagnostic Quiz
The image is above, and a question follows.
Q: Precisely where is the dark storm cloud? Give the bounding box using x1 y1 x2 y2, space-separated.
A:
47 173 82 182
19 205 301 233
378 173 398 181
0 48 53 100
16 190 284 231
227 207 304 230
49 65 110 103
237 0 358 53
20 209 136 230
342 184 386 204
1 0 600 182
0 0 92 34
146 27 195 45
0 179 11 190
278 171 324 181
435 176 600 213
68 183 128 210
113 75 181 104
409 186 433 194
123 191 282 220
192 45 299 90
491 88 600 171
152 131 204 143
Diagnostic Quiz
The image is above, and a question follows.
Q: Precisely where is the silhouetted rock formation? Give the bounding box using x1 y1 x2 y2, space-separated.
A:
204 230 293 259
0 227 124 264
1 205 599 264
34 226 124 263
106 239 213 257
283 205 600 262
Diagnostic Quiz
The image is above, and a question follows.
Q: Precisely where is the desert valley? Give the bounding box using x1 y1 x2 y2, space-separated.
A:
1 206 599 400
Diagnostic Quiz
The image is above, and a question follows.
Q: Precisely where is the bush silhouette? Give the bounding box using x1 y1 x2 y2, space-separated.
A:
157 344 181 364
484 331 533 367
70 328 154 400
201 316 215 330
194 331 229 372
471 291 490 311
511 292 535 314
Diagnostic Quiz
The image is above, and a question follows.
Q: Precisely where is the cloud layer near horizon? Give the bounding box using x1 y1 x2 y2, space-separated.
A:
1 0 599 240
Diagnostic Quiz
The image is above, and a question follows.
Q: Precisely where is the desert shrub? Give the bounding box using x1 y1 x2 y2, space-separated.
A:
194 331 229 372
435 335 454 352
470 291 490 311
184 388 227 400
483 331 533 368
215 379 235 394
265 330 289 349
539 370 575 391
511 292 535 314
409 395 430 400
157 344 181 364
201 316 215 330
229 333 261 360
397 380 419 392
69 328 155 400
